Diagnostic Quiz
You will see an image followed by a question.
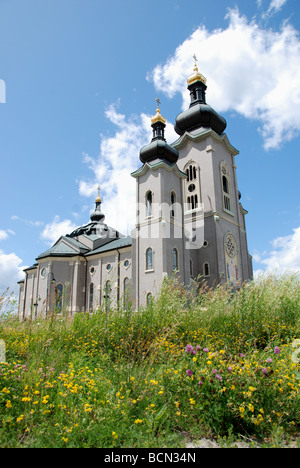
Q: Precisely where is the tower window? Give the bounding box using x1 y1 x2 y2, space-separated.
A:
170 191 176 218
172 248 178 271
220 162 232 213
184 162 201 212
203 262 210 277
146 248 153 271
146 191 152 217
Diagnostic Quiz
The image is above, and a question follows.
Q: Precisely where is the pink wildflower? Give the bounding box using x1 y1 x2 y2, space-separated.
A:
262 368 268 374
186 369 193 377
274 346 280 355
185 345 194 354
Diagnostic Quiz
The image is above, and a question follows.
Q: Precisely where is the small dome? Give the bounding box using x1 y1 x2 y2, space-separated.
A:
140 98 179 164
174 60 226 136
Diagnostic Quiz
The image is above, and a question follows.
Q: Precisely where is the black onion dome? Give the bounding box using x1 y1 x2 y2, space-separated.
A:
174 64 226 136
139 102 179 164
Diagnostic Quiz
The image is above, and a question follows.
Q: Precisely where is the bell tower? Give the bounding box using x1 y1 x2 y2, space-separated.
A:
132 100 189 307
172 58 253 285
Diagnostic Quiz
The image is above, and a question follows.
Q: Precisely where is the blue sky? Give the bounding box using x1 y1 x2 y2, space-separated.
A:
0 0 300 292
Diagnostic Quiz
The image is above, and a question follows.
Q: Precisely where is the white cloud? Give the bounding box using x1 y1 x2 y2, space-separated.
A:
254 226 300 275
148 8 300 150
79 103 177 235
0 230 8 241
265 0 288 16
41 216 77 245
0 250 25 293
11 215 44 227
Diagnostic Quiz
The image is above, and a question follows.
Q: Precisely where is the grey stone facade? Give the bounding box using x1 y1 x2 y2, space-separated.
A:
18 66 252 318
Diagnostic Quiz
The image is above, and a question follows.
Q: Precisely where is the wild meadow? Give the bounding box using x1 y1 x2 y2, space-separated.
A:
0 274 299 448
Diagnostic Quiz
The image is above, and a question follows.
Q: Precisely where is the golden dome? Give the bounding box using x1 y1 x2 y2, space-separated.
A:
151 97 166 125
187 56 207 86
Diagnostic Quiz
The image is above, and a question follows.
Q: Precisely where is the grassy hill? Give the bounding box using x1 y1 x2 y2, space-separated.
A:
0 274 299 448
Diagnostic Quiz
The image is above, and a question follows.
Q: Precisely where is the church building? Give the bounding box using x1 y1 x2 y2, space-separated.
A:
18 61 253 318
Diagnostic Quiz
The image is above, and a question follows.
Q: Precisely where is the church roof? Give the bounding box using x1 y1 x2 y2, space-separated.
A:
86 235 132 256
36 236 89 260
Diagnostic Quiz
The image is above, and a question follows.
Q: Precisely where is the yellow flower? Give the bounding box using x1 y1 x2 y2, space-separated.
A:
1 387 10 394
6 400 12 408
189 398 196 405
158 390 164 395
130 377 135 381
112 432 118 440
134 419 143 424
192 357 197 362
249 386 256 392
248 403 254 413
16 415 24 423
62 437 68 443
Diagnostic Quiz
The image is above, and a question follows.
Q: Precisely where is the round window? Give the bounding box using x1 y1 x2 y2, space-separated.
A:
124 259 130 269
90 266 95 275
106 263 112 272
40 268 47 278
188 184 196 192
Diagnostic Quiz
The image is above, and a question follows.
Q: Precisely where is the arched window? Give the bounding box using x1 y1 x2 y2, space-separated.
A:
170 191 176 218
220 161 232 213
203 262 210 277
184 162 201 212
105 280 111 312
89 283 94 312
55 283 63 313
172 248 178 271
190 259 193 278
146 248 153 270
146 292 152 305
146 191 152 217
124 277 129 308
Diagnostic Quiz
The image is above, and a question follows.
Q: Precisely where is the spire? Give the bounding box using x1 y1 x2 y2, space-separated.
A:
174 56 226 136
139 98 179 164
150 97 167 140
90 186 105 222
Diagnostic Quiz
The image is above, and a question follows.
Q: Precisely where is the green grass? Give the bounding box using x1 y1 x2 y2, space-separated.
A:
0 273 299 448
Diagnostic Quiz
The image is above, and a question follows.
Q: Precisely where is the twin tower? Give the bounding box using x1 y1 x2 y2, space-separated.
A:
131 61 252 306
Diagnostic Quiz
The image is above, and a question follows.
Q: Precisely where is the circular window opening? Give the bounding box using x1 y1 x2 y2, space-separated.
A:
188 184 196 193
124 259 130 269
90 266 95 275
106 263 112 272
202 240 209 248
40 268 47 278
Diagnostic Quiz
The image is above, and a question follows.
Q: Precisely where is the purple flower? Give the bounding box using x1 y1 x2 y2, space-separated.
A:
262 367 268 374
203 348 209 353
196 345 201 352
239 353 246 358
228 367 233 373
215 374 222 381
198 380 203 386
212 369 218 374
266 357 273 363
274 346 280 355
186 369 193 377
185 344 194 354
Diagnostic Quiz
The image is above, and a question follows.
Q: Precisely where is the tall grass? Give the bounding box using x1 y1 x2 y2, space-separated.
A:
0 274 299 447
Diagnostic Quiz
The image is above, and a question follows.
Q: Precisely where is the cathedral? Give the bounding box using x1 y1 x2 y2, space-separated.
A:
18 61 253 318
